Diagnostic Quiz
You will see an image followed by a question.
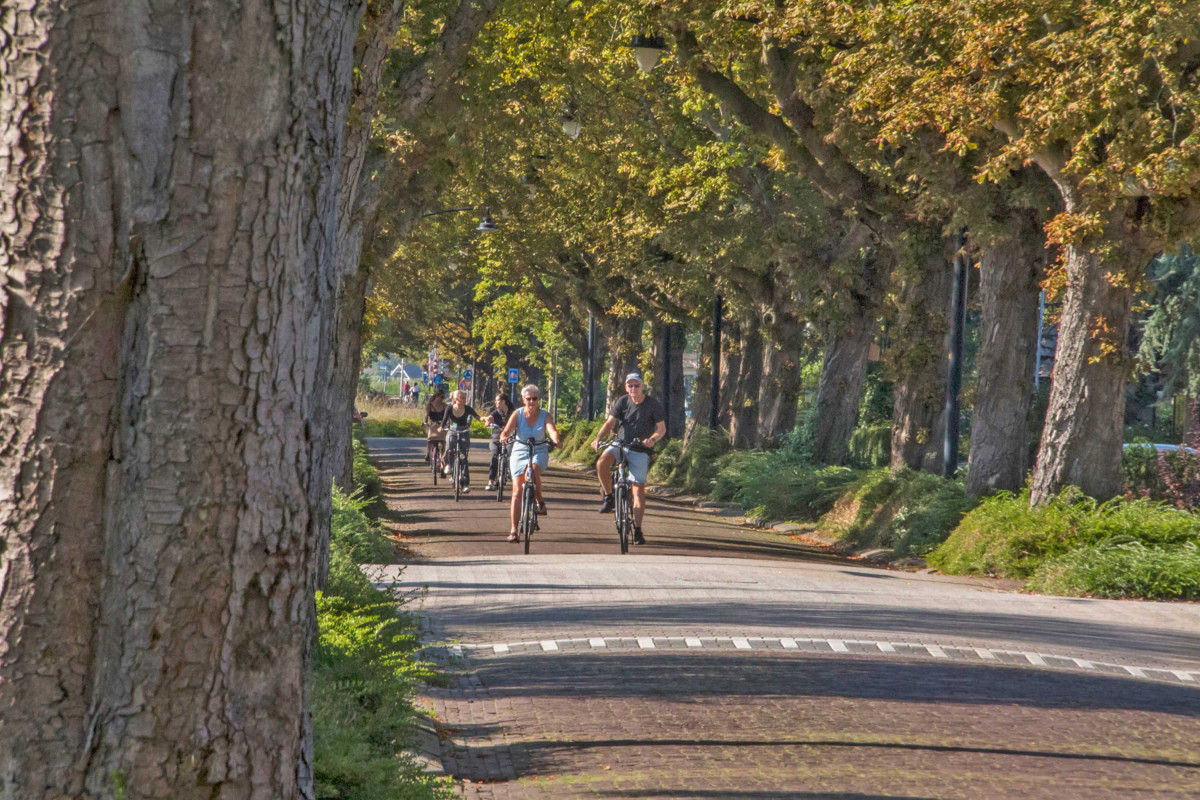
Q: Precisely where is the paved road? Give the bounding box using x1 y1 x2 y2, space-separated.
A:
368 437 1200 799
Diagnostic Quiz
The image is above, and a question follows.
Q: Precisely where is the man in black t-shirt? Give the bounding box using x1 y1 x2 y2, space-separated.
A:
591 373 666 544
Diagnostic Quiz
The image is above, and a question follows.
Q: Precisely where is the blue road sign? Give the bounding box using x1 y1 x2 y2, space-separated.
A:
463 369 473 380
433 374 444 385
507 368 519 383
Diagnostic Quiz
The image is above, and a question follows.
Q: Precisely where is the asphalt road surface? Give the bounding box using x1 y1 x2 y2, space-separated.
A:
367 437 1200 800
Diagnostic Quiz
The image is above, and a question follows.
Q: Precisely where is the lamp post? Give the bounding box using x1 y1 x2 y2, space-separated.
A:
709 294 722 430
586 313 597 421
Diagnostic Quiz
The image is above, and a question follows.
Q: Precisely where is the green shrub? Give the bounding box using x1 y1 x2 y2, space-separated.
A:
331 487 396 565
707 447 859 521
1028 541 1200 600
352 436 383 509
647 439 683 483
1122 440 1160 497
667 427 731 495
847 425 891 469
930 488 1200 581
818 469 976 556
360 417 488 439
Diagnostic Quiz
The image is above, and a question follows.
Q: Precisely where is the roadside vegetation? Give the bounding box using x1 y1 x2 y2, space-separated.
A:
312 434 451 800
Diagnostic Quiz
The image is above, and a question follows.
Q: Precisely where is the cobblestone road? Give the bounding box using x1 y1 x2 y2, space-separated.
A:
369 438 1200 799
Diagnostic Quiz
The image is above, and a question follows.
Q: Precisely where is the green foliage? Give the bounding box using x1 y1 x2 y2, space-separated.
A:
352 437 383 509
664 427 731 496
647 439 683 483
712 450 859 522
332 487 396 566
818 469 976 556
362 417 489 439
847 425 891 469
857 363 894 427
930 489 1200 597
313 486 449 800
1138 246 1200 397
1122 440 1162 498
555 418 607 466
1029 541 1200 600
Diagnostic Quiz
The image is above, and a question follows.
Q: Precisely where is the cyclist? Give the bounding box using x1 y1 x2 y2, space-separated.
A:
591 372 666 545
499 384 561 542
485 392 516 492
440 390 483 492
423 388 448 462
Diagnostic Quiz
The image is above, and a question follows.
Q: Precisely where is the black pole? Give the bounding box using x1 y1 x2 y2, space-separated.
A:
709 294 722 430
943 231 968 477
662 323 671 435
586 313 596 421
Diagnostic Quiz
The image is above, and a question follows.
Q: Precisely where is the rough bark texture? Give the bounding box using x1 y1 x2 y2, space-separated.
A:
966 212 1045 495
811 319 872 465
756 281 807 448
0 1 363 797
718 319 742 432
683 326 714 448
663 322 687 439
730 319 763 449
1030 210 1150 503
605 316 644 409
889 233 953 474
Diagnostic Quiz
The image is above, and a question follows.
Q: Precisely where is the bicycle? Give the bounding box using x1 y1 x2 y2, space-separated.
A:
511 437 549 554
596 440 636 554
491 427 510 502
445 423 471 502
426 423 445 486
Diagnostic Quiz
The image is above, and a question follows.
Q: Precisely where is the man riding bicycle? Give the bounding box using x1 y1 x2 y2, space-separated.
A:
591 373 666 545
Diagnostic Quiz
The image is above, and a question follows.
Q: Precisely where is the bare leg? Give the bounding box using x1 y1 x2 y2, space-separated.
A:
632 484 647 527
509 474 524 533
531 465 544 504
596 449 615 495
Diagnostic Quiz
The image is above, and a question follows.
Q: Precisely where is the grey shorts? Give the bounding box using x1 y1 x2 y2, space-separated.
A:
604 445 650 484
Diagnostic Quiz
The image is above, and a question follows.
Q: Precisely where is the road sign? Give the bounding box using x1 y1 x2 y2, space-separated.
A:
463 368 473 380
507 368 519 383
433 374 444 385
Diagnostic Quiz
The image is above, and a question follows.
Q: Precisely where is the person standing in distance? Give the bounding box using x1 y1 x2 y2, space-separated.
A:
591 373 666 545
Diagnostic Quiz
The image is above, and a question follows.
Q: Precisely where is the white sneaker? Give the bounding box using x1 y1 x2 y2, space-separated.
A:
443 466 451 477
462 486 470 494
486 482 495 491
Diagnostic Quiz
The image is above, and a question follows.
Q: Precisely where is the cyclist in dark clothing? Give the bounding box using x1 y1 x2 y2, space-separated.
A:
591 373 666 545
441 390 483 492
485 393 516 491
423 389 448 462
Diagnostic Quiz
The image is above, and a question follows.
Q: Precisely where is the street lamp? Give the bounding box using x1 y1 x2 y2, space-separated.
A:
476 208 497 231
419 205 498 233
626 35 667 73
561 102 581 140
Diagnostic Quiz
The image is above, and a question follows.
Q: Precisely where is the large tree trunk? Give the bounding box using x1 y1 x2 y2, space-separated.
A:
684 325 714 448
967 211 1045 495
811 318 872 465
730 319 763 448
0 1 364 798
1030 210 1150 503
605 316 644 408
889 232 953 474
718 318 742 433
648 321 687 439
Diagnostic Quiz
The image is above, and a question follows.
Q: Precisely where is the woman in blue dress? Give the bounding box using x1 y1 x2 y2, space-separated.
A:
497 384 561 542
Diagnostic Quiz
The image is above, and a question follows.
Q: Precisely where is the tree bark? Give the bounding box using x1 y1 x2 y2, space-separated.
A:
889 232 953 474
811 318 872 465
605 316 644 408
1030 210 1151 503
663 322 687 439
966 211 1045 495
684 324 714 448
757 292 807 448
718 318 742 432
0 1 364 798
730 319 763 448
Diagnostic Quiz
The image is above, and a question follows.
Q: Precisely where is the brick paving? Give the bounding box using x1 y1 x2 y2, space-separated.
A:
427 650 1200 799
368 438 1200 799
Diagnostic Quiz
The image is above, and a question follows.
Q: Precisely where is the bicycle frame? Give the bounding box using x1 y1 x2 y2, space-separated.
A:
445 424 470 501
511 437 548 554
598 440 636 554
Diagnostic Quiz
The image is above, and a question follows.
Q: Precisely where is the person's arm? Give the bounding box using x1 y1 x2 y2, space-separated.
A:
499 414 518 443
591 415 619 450
642 419 667 450
546 417 562 448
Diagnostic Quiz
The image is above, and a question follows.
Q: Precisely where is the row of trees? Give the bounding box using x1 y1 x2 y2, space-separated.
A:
3 0 1197 796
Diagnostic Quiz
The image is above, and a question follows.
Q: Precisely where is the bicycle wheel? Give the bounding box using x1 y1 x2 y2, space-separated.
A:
458 451 468 499
615 484 629 554
453 452 460 502
620 485 634 553
431 445 439 485
522 485 537 554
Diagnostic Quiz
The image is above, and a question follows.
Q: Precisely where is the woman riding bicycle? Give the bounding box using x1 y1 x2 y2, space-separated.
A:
498 384 561 542
440 390 483 492
485 392 516 492
423 388 448 462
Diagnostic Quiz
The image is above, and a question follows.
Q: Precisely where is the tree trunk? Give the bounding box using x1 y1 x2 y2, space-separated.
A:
684 325 714 448
718 318 742 433
811 318 872 465
663 322 687 439
730 320 763 448
966 211 1045 495
605 316 644 408
756 302 805 448
889 232 953 474
0 1 364 798
1030 213 1150 503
